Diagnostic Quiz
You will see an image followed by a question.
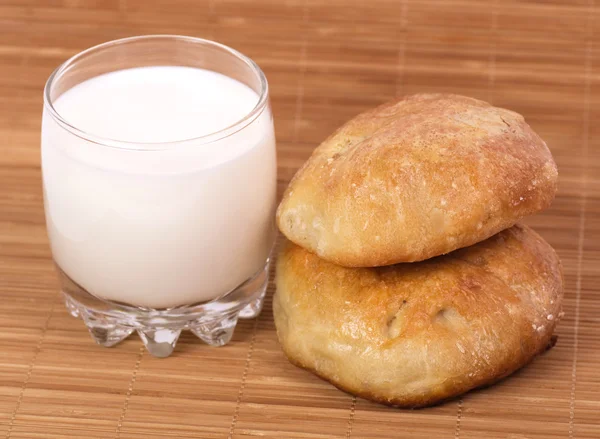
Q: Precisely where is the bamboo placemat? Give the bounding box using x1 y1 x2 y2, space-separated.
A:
1 0 599 438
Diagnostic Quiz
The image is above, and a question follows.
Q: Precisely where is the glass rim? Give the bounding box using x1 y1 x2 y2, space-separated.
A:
43 35 269 151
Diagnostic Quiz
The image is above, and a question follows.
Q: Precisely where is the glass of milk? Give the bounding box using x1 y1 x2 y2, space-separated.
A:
42 35 277 357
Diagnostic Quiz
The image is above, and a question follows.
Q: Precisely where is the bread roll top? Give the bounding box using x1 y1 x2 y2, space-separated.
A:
277 94 558 267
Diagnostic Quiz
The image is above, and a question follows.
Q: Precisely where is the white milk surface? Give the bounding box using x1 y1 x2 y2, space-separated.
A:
42 66 277 308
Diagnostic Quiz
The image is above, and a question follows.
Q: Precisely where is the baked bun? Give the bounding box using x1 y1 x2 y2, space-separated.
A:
277 94 558 267
273 225 563 408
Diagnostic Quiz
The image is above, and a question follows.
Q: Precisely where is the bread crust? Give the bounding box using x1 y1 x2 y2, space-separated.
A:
277 94 558 266
273 225 564 408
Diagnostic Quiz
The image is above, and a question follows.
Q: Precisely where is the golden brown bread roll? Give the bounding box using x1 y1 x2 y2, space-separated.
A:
277 94 558 267
273 225 563 408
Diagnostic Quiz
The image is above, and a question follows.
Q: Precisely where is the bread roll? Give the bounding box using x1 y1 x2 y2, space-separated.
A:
277 94 558 266
273 225 563 407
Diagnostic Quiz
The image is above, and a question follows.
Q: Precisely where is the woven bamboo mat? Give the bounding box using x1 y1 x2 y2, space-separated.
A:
0 0 599 438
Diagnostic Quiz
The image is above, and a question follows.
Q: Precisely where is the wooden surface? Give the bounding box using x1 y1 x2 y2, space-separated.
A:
1 0 599 438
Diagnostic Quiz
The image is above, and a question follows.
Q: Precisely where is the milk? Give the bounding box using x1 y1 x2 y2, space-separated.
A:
42 66 277 309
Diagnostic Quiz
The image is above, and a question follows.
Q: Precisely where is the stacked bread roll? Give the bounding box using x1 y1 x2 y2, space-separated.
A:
273 94 563 408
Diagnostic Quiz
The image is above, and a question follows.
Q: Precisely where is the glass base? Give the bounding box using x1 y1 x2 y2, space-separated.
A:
59 259 270 358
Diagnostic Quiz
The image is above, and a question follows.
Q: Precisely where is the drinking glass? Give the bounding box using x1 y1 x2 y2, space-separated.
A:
42 35 277 357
